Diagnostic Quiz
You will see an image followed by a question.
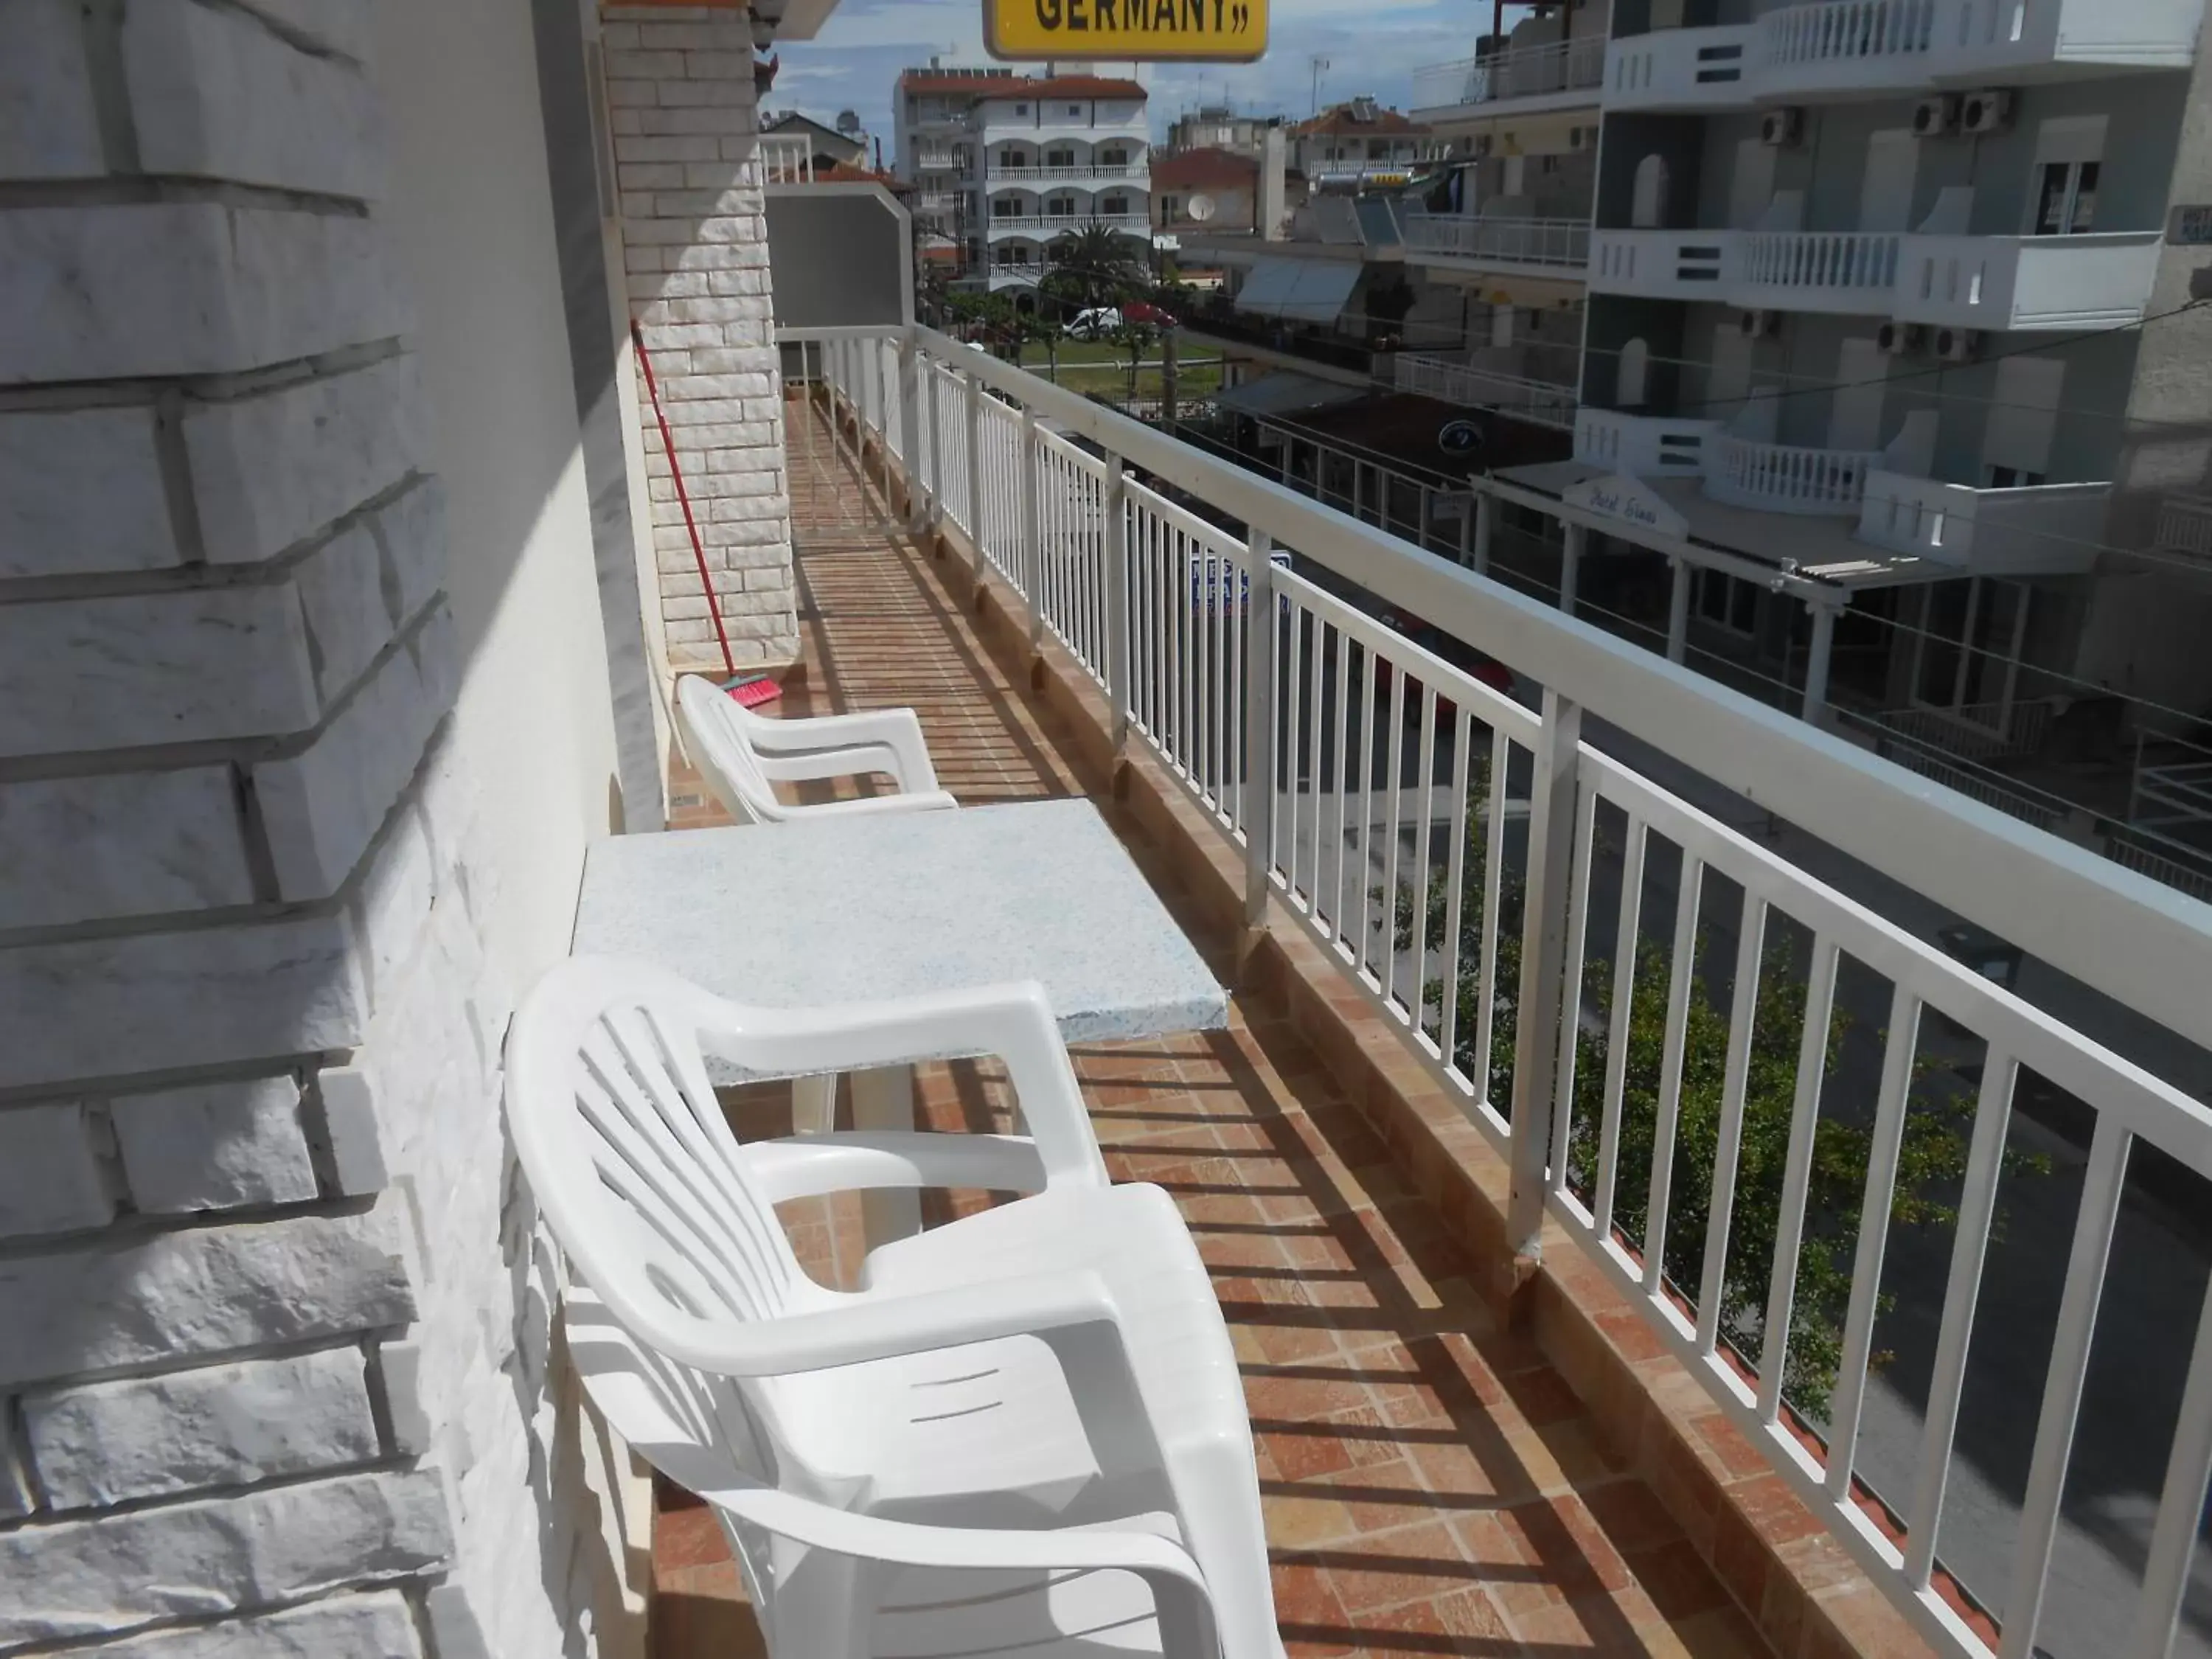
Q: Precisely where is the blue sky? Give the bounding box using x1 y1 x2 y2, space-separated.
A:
768 0 1484 156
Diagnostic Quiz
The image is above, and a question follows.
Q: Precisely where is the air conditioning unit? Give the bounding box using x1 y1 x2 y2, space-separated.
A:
1877 319 1926 355
1960 88 2015 134
1911 94 1961 138
1471 133 1494 159
1760 105 1806 147
1738 308 1782 338
1933 326 1980 361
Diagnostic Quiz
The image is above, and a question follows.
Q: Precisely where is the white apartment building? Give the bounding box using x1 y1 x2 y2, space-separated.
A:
894 66 1151 296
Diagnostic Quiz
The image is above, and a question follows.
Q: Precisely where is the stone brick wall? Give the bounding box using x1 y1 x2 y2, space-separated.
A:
0 1 600 1652
603 3 800 675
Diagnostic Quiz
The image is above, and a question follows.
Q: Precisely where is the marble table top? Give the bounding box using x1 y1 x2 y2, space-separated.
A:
571 799 1228 1057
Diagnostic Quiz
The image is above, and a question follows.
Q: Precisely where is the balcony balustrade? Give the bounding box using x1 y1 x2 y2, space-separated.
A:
2157 495 2212 562
807 320 2212 1659
1399 212 1591 271
1705 431 1885 512
1411 34 1607 113
987 212 1150 237
1394 350 1580 428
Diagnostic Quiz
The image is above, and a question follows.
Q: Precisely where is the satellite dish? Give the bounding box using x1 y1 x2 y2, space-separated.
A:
1187 192 1219 223
1439 419 1483 456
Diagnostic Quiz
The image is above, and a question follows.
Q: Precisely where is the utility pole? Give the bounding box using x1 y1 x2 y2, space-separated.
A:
1309 55 1329 117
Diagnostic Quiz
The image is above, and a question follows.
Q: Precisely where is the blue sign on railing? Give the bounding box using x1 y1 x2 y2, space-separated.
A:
1189 550 1293 613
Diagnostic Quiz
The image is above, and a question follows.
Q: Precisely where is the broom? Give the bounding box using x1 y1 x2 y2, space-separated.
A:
631 319 781 710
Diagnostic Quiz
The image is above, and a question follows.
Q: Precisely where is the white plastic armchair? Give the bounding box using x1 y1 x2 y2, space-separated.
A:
566 1291 1222 1658
508 957 1285 1659
673 675 956 825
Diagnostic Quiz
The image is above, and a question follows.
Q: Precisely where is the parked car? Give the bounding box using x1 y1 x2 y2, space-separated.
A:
1123 301 1179 330
1065 307 1122 340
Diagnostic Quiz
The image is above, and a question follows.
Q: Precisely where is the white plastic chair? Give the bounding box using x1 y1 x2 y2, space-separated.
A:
508 957 1284 1659
673 675 956 826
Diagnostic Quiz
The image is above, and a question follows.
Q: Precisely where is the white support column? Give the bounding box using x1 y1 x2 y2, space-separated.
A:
1560 521 1585 615
923 349 945 531
1106 455 1132 751
1667 556 1691 664
1802 600 1838 723
1472 490 1493 574
1021 407 1044 650
897 336 922 535
964 369 984 582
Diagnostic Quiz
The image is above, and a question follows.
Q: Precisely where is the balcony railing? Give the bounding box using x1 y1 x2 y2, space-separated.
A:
1394 351 1579 429
813 321 2212 1659
1411 34 1607 111
988 163 1149 183
2157 495 2212 560
1857 470 2110 569
987 213 1150 237
1705 433 1885 513
1740 228 1899 299
1399 213 1591 271
1759 0 1939 83
757 134 815 184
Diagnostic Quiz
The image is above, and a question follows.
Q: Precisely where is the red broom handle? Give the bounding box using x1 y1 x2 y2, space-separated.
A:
630 319 736 678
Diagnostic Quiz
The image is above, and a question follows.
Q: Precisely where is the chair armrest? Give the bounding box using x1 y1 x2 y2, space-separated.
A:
695 980 1105 1190
771 790 960 821
745 707 941 793
741 1131 1048 1203
644 1267 1121 1377
754 742 905 786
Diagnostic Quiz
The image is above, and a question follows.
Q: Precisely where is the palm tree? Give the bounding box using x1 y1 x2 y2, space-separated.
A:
1043 221 1150 313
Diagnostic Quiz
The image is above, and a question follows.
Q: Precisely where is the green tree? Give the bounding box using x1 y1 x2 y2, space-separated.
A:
1043 221 1150 310
1392 759 2039 1419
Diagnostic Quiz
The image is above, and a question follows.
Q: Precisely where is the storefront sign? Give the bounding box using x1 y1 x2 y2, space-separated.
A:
1562 472 1688 540
2168 205 2212 245
985 0 1267 62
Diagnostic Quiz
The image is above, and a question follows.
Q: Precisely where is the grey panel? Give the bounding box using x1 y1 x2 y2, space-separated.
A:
765 185 914 333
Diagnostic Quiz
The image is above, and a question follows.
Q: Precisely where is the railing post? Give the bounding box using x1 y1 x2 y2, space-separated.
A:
1506 689 1585 1267
964 368 984 585
1559 521 1584 614
922 347 944 535
1243 533 1277 928
1666 555 1691 663
1105 454 1131 751
897 334 923 535
1471 489 1493 574
1020 406 1044 650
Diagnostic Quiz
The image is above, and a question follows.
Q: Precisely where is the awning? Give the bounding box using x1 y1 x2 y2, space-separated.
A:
1215 371 1363 420
1233 257 1362 326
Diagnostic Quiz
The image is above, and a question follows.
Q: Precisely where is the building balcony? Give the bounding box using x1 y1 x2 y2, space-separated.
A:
2156 494 2212 563
1590 226 2160 329
1604 24 1758 110
1606 0 2201 111
1411 34 1608 117
1393 349 1580 428
988 162 1150 184
788 327 2212 1659
1399 212 1592 274
1856 469 2110 568
986 212 1150 239
1704 431 1888 513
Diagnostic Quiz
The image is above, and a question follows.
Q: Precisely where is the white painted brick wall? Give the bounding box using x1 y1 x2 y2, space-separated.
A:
0 769 257 930
0 1104 118 1240
0 2 648 1649
24 1346 380 1508
0 407 178 578
0 1469 451 1647
122 0 387 202
605 3 797 675
83 1590 425 1659
110 1077 320 1214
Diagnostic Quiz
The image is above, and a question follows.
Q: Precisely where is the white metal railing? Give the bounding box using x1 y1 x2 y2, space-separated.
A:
811 324 2212 1659
1760 0 1938 70
757 134 815 184
1872 700 2053 762
2107 832 2212 904
1704 434 1885 514
1394 352 1579 430
2156 495 2212 560
1411 34 1608 109
987 213 1150 236
1400 213 1591 270
988 164 1149 182
1740 229 1899 296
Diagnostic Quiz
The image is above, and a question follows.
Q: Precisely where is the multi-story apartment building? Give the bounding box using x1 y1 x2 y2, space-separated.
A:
1287 98 1444 191
1165 104 1279 156
894 65 1151 297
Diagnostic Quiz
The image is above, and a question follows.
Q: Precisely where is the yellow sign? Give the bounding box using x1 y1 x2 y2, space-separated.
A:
985 0 1267 62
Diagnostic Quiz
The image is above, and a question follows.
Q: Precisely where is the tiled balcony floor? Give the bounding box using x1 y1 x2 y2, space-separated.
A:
650 405 1770 1659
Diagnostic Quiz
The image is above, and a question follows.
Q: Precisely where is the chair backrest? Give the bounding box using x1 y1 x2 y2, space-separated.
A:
675 675 790 824
507 957 821 1377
